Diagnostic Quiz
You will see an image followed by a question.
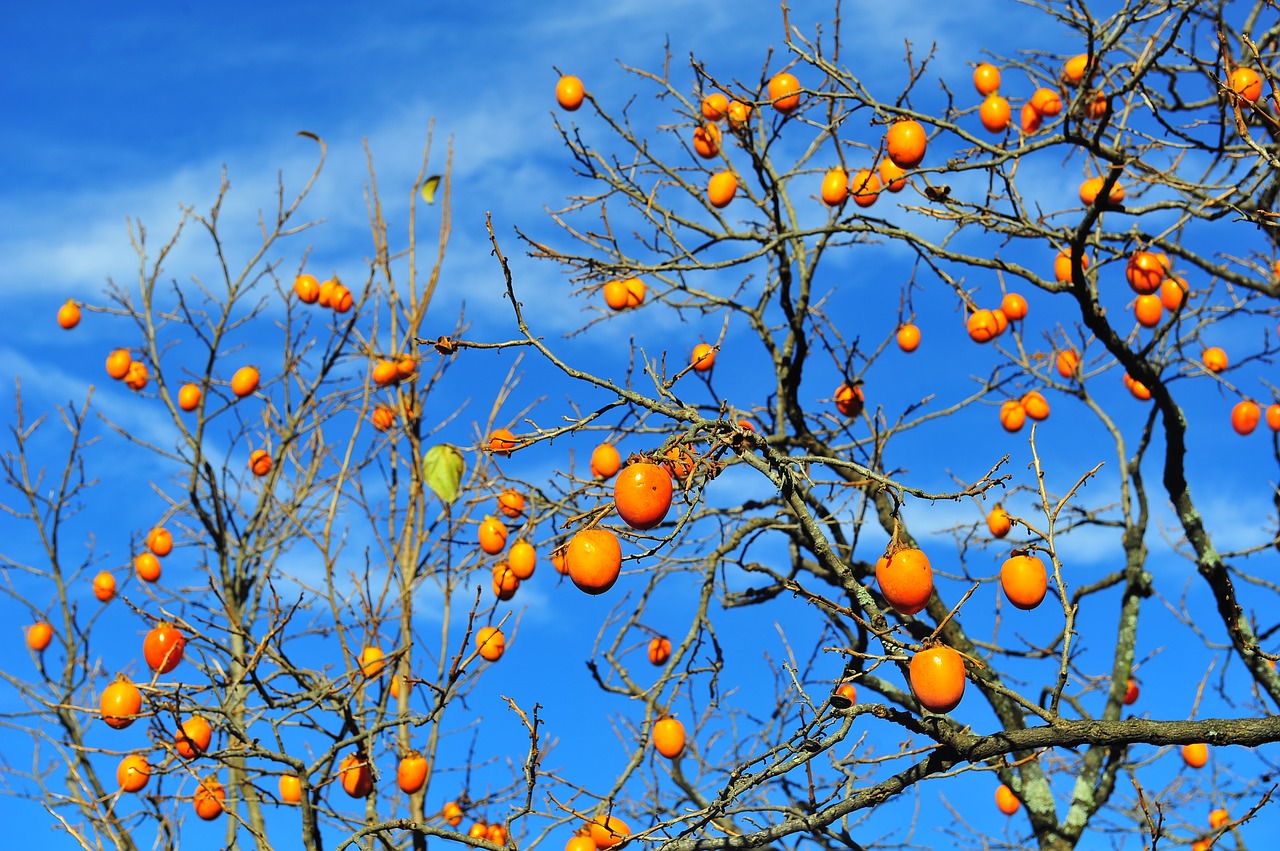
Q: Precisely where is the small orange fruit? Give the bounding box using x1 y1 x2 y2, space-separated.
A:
1202 347 1228 373
178 383 202 411
967 309 1000 343
93 571 116 602
106 349 133 380
124 360 149 392
587 815 631 849
317 279 335 307
653 716 686 758
1079 176 1124 206
1126 252 1167 294
614 462 674 530
692 123 722 159
231 366 260 398
591 443 622 479
896 323 921 353
358 645 386 678
995 784 1020 815
488 824 508 845
250 448 272 477
100 675 143 730
508 539 537 580
497 489 526 518
294 274 320 303
329 283 353 313
135 551 162 582
1229 67 1263 102
488 428 518 456
707 171 738 208
726 99 752 128
1063 54 1091 86
1054 250 1088 282
1056 349 1080 379
1266 403 1280 431
979 95 1011 132
1209 808 1229 829
875 548 933 615
442 801 464 826
973 62 1001 95
490 563 518 603
279 774 302 804
147 526 173 557
885 120 927 169
143 622 187 673
567 836 596 851
767 72 802 113
26 622 53 652
117 754 151 793
1182 742 1208 769
992 308 1009 336
1123 677 1139 705
398 750 428 794
1001 554 1049 610
1030 87 1063 116
176 715 213 759
834 683 857 704
566 528 623 595
850 168 881 207
691 342 716 372
194 777 227 819
1020 102 1042 134
557 75 585 111
476 626 505 662
1133 294 1163 328
478 516 509 555
820 167 849 207
1160 276 1188 311
1232 400 1261 435
910 645 966 713
372 359 400 386
1001 293 1028 321
1000 400 1027 433
663 445 696 480
987 505 1012 538
1021 390 1050 421
701 92 729 122
834 382 864 418
396 356 416 379
339 753 373 798
370 405 395 432
58 300 81 330
879 158 908 192
648 636 672 665
1085 90 1110 120
1125 373 1153 401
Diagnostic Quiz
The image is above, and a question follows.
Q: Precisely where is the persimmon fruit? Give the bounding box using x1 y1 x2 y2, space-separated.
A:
1123 677 1139 705
653 716 686 758
135 551 162 582
875 548 933 615
178 383 202 411
849 168 881 207
489 428 518 456
820 168 848 207
767 72 801 112
106 349 132 380
144 622 187 673
93 571 116 602
1030 87 1063 116
973 62 1001 95
100 675 142 730
294 274 320 303
58 300 81 329
591 443 622 479
701 93 728 122
1229 67 1263 102
1232 400 1261 435
614 462 674 530
1001 554 1049 610
557 75 585 111
979 95 1011 132
339 753 373 797
508 539 537 580
195 777 226 820
896 323 921 353
279 774 302 804
1000 400 1026 433
176 715 213 759
147 526 173 557
1182 742 1208 769
587 816 631 849
476 626 506 662
707 171 737 208
117 754 151 793
231 366 260 398
879 157 908 192
478 516 509 555
250 449 272 477
995 784 1020 815
987 505 1012 538
691 342 717 372
1056 349 1080 379
885 119 927 168
648 636 672 665
26 622 53 652
497 489 526 518
910 645 966 713
1202 347 1228 373
398 751 428 794
967 309 1000 343
692 123 722 159
567 528 623 595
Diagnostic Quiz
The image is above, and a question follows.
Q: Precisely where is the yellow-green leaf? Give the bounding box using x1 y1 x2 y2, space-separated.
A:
419 175 442 204
423 444 465 504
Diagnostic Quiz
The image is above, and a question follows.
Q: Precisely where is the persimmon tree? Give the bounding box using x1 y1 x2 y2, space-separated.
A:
6 1 1280 851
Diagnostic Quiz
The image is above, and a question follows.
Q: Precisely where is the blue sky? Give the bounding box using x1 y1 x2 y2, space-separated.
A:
3 0 1278 848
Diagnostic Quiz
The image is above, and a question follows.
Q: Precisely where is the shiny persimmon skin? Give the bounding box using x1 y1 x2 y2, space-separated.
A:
701 93 729 122
1232 400 1261 435
591 443 622 479
489 428 518 456
1079 176 1124 206
497 489 526 518
398 751 428 794
557 76 585 111
143 623 187 674
27 622 53 651
178 383 202 411
1056 350 1080 379
567 528 623 595
1001 293 1028 321
967 310 1000 343
909 646 966 713
195 777 226 820
1182 742 1208 768
707 171 737 208
896 324 921 353
231 366 260 398
1229 67 1263 102
995 784 1020 815
653 716 686 758
767 72 801 113
1021 391 1050 421
106 349 133 380
973 62 1001 95
294 274 320 303
176 715 213 759
100 676 143 730
147 526 173 557
849 168 881 207
1123 677 1139 705
477 626 505 662
58 300 81 329
648 636 672 665
339 754 373 797
614 462 674 530
117 755 151 792
987 506 1012 538
93 571 116 602
834 383 864 417
1202 347 1228 373
508 540 537 580
279 774 302 803
875 548 933 615
135 552 162 582
478 516 509 555
1001 554 1049 610
979 95 1011 132
879 158 908 192
691 342 717 372
1000 400 1026 433
820 168 848 206
588 816 631 849
885 120 927 169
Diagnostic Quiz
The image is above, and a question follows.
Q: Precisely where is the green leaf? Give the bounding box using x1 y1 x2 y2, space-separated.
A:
423 444 465 504
419 175 442 204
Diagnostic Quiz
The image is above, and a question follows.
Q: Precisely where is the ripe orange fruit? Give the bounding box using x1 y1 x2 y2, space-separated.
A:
1229 67 1262 102
1202 347 1228 373
691 342 717 372
1232 400 1261 435
478 516 509 555
987 505 1012 538
692 123 722 159
1079 176 1124 206
317 279 336 307
557 75 585 111
176 715 213 759
508 539 537 580
1182 742 1208 768
492 562 518 602
849 168 881 207
1123 677 1139 705
488 824 508 845
551 548 568 575
834 382 864 418
371 405 395 432
566 836 597 851
967 309 1000 343
26 622 53 652
587 815 631 849
653 716 686 758
614 462 674 530
648 636 672 665
147 526 173 557
1126 252 1167 294
329 283 353 313
106 349 132 380
1020 103 1042 134
1000 400 1027 433
279 774 302 804
701 92 729 122
707 171 737 208
1125 373 1152 401
442 801 464 826
117 754 151 793
1056 349 1080 379
1001 293 1028 321
1001 554 1049 610
1054 250 1088 282
820 168 848 206
497 489 526 518
124 360 150 392
396 356 417 380
358 645 386 678
135 551 162 582
249 449 272 477
489 428 518 456
973 63 1001 95
910 646 966 713
398 751 428 794
991 308 1009 336
195 777 226 819
566 528 623 595
1085 90 1110 119
1160 276 1188 311
726 99 752 128
834 683 857 704
1267 403 1280 431
979 95 1011 132
896 323 921 353
476 626 505 662
339 753 373 797
178 383 202 411
143 622 187 673
231 366 260 398
591 443 622 479
663 445 696 480
373 359 400 386
995 784 1020 815
1021 390 1050 421
1209 808 1229 829
294 274 320 303
767 72 801 113
886 120 927 169
878 158 908 192
1063 54 1091 86
58 300 81 330
93 571 116 602
468 823 488 840
1133 294 1163 328
100 675 143 730
1030 87 1064 116
875 548 933 615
